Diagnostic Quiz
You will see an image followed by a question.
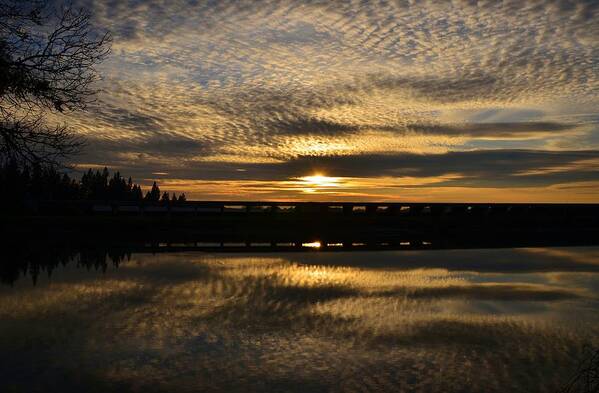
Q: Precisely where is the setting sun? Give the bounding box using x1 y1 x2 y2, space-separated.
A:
295 174 342 195
299 175 340 188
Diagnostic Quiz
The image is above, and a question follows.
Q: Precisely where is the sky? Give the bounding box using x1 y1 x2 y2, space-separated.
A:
61 0 599 201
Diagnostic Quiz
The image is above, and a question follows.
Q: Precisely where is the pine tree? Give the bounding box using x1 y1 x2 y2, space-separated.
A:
132 185 143 201
126 177 133 199
0 163 176 207
145 182 160 202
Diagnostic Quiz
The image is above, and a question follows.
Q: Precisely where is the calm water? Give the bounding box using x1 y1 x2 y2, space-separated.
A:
1 247 599 392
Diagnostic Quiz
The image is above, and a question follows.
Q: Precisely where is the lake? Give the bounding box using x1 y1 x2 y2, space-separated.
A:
1 247 599 392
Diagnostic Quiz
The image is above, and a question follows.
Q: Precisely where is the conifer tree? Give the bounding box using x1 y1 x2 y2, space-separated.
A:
0 163 175 206
145 182 160 202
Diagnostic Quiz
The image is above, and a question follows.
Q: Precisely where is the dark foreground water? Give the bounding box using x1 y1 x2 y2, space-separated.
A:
1 247 599 392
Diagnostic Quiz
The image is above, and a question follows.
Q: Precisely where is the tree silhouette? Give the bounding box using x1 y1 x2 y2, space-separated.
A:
131 184 143 201
145 181 160 202
0 1 111 166
0 162 183 211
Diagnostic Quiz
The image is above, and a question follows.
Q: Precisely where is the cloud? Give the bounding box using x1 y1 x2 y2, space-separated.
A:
354 73 502 104
48 0 599 200
91 105 165 133
76 147 599 190
82 135 210 166
252 150 599 185
263 116 360 136
405 122 575 138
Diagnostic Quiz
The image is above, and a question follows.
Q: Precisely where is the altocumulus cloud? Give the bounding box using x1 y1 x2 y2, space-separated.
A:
54 0 599 200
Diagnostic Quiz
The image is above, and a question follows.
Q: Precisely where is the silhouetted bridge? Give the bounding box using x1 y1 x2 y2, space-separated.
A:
32 200 599 218
3 200 595 250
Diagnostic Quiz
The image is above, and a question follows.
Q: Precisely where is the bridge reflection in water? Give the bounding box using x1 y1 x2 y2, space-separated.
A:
4 200 599 252
140 239 434 253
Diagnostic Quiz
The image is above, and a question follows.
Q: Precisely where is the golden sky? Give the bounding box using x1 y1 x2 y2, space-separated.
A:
66 0 599 201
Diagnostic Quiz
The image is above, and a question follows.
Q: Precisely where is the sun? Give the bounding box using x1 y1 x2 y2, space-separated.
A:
293 173 342 194
299 174 340 187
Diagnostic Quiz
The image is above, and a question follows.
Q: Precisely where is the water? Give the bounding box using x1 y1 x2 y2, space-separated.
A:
1 247 599 392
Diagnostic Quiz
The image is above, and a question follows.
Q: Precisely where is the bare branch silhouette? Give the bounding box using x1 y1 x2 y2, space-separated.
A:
0 0 111 166
559 347 599 393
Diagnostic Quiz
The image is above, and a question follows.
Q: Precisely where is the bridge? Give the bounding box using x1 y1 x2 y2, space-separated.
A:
2 200 595 251
32 200 599 218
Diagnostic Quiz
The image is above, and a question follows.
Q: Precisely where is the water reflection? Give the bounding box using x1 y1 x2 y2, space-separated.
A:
1 247 598 392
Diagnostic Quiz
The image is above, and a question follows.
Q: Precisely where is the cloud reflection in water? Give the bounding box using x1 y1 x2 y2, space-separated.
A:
0 247 598 392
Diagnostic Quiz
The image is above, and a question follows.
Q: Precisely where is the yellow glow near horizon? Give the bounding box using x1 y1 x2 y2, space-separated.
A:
299 174 340 187
150 176 599 203
296 174 342 194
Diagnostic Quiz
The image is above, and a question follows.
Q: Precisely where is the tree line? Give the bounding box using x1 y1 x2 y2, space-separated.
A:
1 3 192 210
0 160 186 206
1 244 131 286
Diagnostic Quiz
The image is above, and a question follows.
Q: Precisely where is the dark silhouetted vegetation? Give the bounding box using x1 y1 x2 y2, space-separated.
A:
0 244 130 285
146 181 161 202
0 160 186 209
0 0 111 166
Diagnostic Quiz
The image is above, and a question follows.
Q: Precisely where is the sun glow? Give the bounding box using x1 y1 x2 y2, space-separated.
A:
295 174 342 195
299 174 341 188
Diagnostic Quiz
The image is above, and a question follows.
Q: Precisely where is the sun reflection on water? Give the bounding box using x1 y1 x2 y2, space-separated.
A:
302 241 322 248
